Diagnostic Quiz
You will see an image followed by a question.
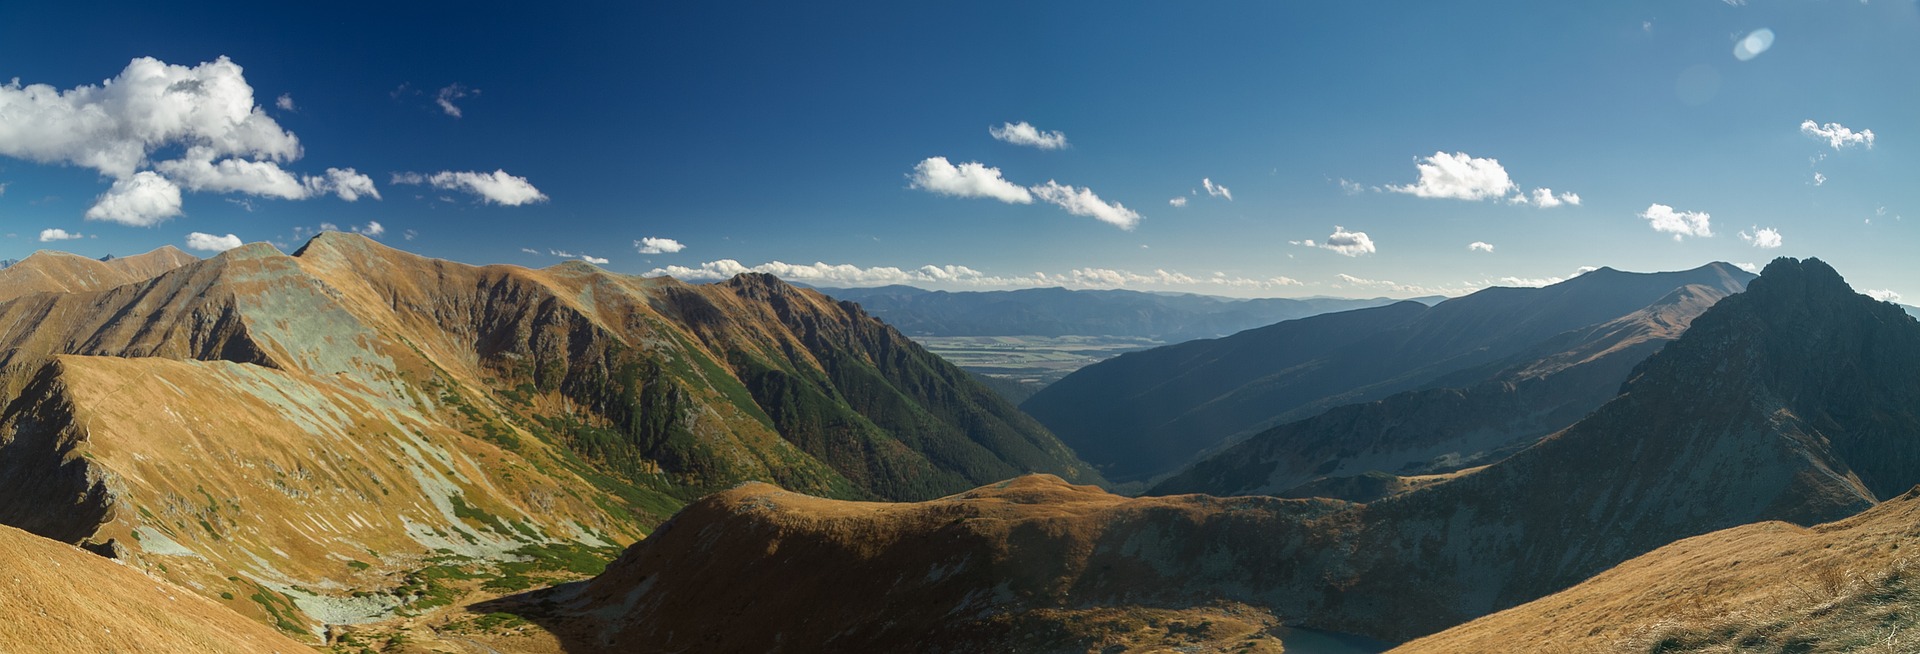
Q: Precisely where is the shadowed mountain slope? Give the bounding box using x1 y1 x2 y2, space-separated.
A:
1153 282 1734 498
1024 263 1753 483
537 258 1920 648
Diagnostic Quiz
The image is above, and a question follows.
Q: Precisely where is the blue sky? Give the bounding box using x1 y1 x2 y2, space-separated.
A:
0 1 1915 300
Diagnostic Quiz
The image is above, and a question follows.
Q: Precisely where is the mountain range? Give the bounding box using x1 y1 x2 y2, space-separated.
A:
816 284 1435 340
0 233 1098 642
516 257 1920 650
1023 262 1756 483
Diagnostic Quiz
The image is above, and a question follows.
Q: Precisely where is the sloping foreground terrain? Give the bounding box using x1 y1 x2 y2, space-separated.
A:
0 233 1098 641
1395 487 1920 653
1153 281 1734 499
0 521 307 653
1024 263 1754 483
529 258 1920 649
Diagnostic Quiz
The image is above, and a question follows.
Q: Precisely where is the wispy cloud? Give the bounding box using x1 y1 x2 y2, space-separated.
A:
436 84 474 118
1202 178 1232 201
394 169 547 205
1468 241 1494 252
988 121 1068 150
1639 203 1713 241
648 260 1307 291
1168 196 1188 207
1030 181 1141 230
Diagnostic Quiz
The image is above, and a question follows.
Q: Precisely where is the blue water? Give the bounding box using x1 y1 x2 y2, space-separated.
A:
1274 625 1393 654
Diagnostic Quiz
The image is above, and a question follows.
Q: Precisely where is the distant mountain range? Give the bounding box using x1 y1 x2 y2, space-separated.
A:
531 257 1920 650
1022 262 1757 483
814 284 1440 340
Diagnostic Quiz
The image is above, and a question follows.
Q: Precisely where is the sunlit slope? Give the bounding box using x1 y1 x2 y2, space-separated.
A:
0 522 308 654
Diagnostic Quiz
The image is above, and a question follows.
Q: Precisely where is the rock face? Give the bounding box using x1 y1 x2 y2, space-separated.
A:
1023 263 1754 483
1153 282 1734 498
548 257 1920 647
0 522 308 653
0 232 1099 640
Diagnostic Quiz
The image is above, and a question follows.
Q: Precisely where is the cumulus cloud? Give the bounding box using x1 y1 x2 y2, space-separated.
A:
1030 181 1141 230
1801 120 1874 150
581 255 608 265
310 168 379 201
1639 203 1713 241
1867 289 1902 303
1168 196 1188 207
1389 152 1517 201
185 232 243 252
38 228 82 242
275 93 295 112
1734 262 1760 274
393 169 547 206
1468 241 1494 252
1739 226 1782 248
0 56 380 219
436 84 472 118
988 121 1068 150
354 220 385 237
85 171 184 226
908 157 1032 204
1203 178 1233 201
636 237 686 254
1516 187 1581 208
1319 226 1376 257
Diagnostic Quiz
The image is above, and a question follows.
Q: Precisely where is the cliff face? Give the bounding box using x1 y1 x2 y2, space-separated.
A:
544 258 1920 648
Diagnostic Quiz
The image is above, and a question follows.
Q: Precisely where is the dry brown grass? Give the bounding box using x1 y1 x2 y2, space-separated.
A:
1394 489 1920 653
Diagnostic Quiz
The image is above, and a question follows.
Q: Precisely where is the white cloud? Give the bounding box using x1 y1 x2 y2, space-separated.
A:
581 255 609 265
646 260 1306 292
1203 178 1233 201
1639 203 1713 241
1389 152 1517 201
1320 226 1376 257
541 249 610 265
185 232 243 252
1497 275 1566 288
988 121 1068 150
153 147 308 199
908 157 1032 204
354 221 385 237
1468 241 1494 252
309 168 379 201
0 56 301 179
1335 273 1478 296
85 171 183 226
1168 196 1188 207
1519 187 1581 208
1801 120 1874 150
1030 180 1141 230
1575 266 1600 275
636 237 686 254
403 229 417 241
38 228 82 242
436 84 472 118
1337 178 1366 195
1813 172 1827 186
275 93 295 112
1738 226 1782 248
393 169 547 206
1867 289 1902 303
1734 262 1760 274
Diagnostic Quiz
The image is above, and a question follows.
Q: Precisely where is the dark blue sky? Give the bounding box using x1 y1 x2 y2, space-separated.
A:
2 1 1915 299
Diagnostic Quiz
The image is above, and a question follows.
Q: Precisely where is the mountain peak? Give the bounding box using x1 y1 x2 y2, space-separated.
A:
290 230 387 258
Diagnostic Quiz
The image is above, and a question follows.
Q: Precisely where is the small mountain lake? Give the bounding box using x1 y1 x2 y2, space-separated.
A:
1276 625 1392 654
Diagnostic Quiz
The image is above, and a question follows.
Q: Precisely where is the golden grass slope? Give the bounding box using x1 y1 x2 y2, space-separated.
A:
0 522 307 654
0 245 197 302
1394 486 1920 654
